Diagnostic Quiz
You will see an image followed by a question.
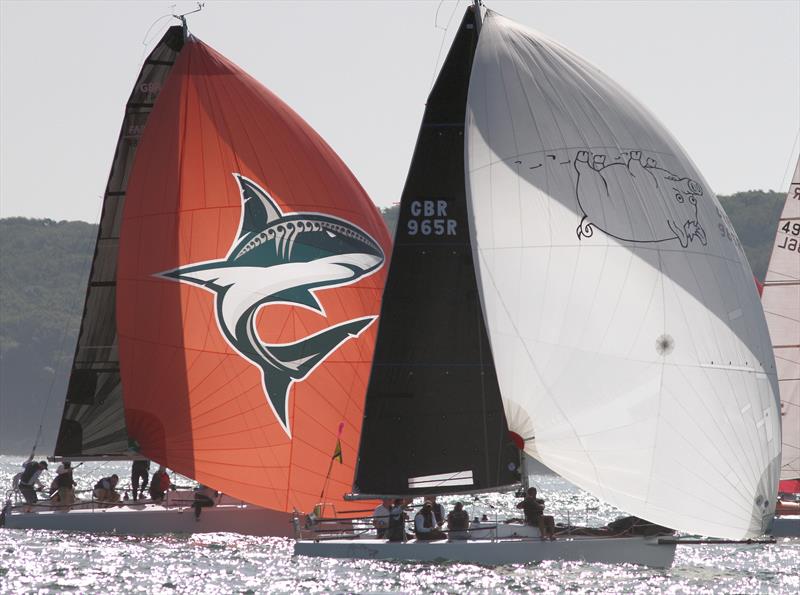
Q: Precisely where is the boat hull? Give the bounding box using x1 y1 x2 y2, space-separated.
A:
2 503 292 536
294 536 676 568
771 516 800 538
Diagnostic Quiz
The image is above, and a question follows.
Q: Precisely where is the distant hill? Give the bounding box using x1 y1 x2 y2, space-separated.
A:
0 191 785 454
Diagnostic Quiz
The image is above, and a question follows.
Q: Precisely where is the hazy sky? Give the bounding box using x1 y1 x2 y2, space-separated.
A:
1 0 798 224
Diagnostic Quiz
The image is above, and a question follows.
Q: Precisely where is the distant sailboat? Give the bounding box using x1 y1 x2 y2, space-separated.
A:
761 156 800 536
3 14 389 534
296 2 780 566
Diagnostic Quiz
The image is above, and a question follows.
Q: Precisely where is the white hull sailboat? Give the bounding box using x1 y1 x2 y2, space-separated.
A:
296 534 675 568
5 9 390 535
3 499 291 537
296 1 781 567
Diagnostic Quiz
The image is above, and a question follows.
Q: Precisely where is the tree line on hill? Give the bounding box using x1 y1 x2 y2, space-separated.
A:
0 190 787 454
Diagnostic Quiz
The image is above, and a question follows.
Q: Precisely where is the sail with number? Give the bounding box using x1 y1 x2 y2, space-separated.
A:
114 31 391 515
355 4 779 540
354 6 520 498
762 158 800 494
54 26 186 459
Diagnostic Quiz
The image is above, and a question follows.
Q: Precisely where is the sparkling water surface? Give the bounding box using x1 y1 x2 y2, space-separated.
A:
1 456 798 593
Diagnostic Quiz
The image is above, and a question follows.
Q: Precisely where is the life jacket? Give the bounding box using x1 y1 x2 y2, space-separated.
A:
448 509 469 530
159 472 171 490
94 477 113 491
387 506 405 540
56 471 75 488
419 509 435 528
20 462 38 485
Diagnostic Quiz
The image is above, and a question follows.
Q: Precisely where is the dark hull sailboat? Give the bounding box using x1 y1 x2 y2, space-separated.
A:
4 18 390 534
296 1 780 566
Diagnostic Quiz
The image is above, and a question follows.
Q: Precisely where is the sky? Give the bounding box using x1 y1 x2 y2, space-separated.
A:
1 0 799 224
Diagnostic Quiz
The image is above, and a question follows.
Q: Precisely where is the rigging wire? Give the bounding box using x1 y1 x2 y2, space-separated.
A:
27 195 105 459
429 1 464 92
140 13 175 62
777 129 800 191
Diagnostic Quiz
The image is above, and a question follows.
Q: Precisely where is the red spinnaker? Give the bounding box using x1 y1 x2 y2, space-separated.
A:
117 37 390 514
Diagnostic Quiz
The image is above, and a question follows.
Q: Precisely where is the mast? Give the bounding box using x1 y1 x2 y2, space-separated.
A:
352 5 521 499
53 27 186 459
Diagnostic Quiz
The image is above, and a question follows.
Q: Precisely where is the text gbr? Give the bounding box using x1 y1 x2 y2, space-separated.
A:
407 200 457 236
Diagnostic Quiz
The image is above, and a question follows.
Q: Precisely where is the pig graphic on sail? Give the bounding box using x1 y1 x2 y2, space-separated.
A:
574 150 707 248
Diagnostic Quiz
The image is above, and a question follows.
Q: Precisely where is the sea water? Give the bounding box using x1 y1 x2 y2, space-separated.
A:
1 456 798 593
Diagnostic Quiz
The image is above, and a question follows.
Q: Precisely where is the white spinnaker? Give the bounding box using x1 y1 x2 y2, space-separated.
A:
762 158 800 485
465 11 780 539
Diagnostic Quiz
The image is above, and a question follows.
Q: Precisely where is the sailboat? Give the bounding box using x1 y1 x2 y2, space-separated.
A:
294 2 780 567
2 15 390 534
762 156 800 537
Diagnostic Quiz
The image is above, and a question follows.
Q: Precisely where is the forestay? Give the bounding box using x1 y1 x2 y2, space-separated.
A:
762 158 800 490
465 11 780 538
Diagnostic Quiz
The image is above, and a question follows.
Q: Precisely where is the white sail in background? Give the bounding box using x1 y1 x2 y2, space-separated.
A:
762 158 800 486
464 11 780 538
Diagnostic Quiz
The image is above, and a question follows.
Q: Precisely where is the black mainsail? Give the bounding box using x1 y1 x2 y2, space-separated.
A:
353 6 520 497
53 26 185 458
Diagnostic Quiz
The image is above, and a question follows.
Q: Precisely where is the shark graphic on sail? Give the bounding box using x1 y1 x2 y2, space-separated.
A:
159 175 385 434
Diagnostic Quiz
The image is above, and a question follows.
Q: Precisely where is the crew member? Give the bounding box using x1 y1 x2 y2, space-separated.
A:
516 486 555 540
93 474 120 504
18 458 48 512
414 501 447 541
387 499 408 542
54 461 76 508
372 498 392 538
429 495 445 528
131 460 150 501
446 501 470 539
149 465 171 501
193 484 216 519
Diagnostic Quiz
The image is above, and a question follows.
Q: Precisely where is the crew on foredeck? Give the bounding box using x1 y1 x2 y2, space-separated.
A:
131 460 150 501
192 484 216 519
149 465 171 501
93 474 120 504
18 458 48 511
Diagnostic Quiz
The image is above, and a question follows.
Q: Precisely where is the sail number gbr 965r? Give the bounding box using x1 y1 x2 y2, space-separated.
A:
407 199 457 237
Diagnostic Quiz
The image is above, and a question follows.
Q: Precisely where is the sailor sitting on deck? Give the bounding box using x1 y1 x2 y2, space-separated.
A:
429 495 445 528
93 474 120 504
446 501 470 540
516 487 555 541
192 484 216 520
372 498 392 538
149 465 172 502
17 458 48 512
414 501 447 541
